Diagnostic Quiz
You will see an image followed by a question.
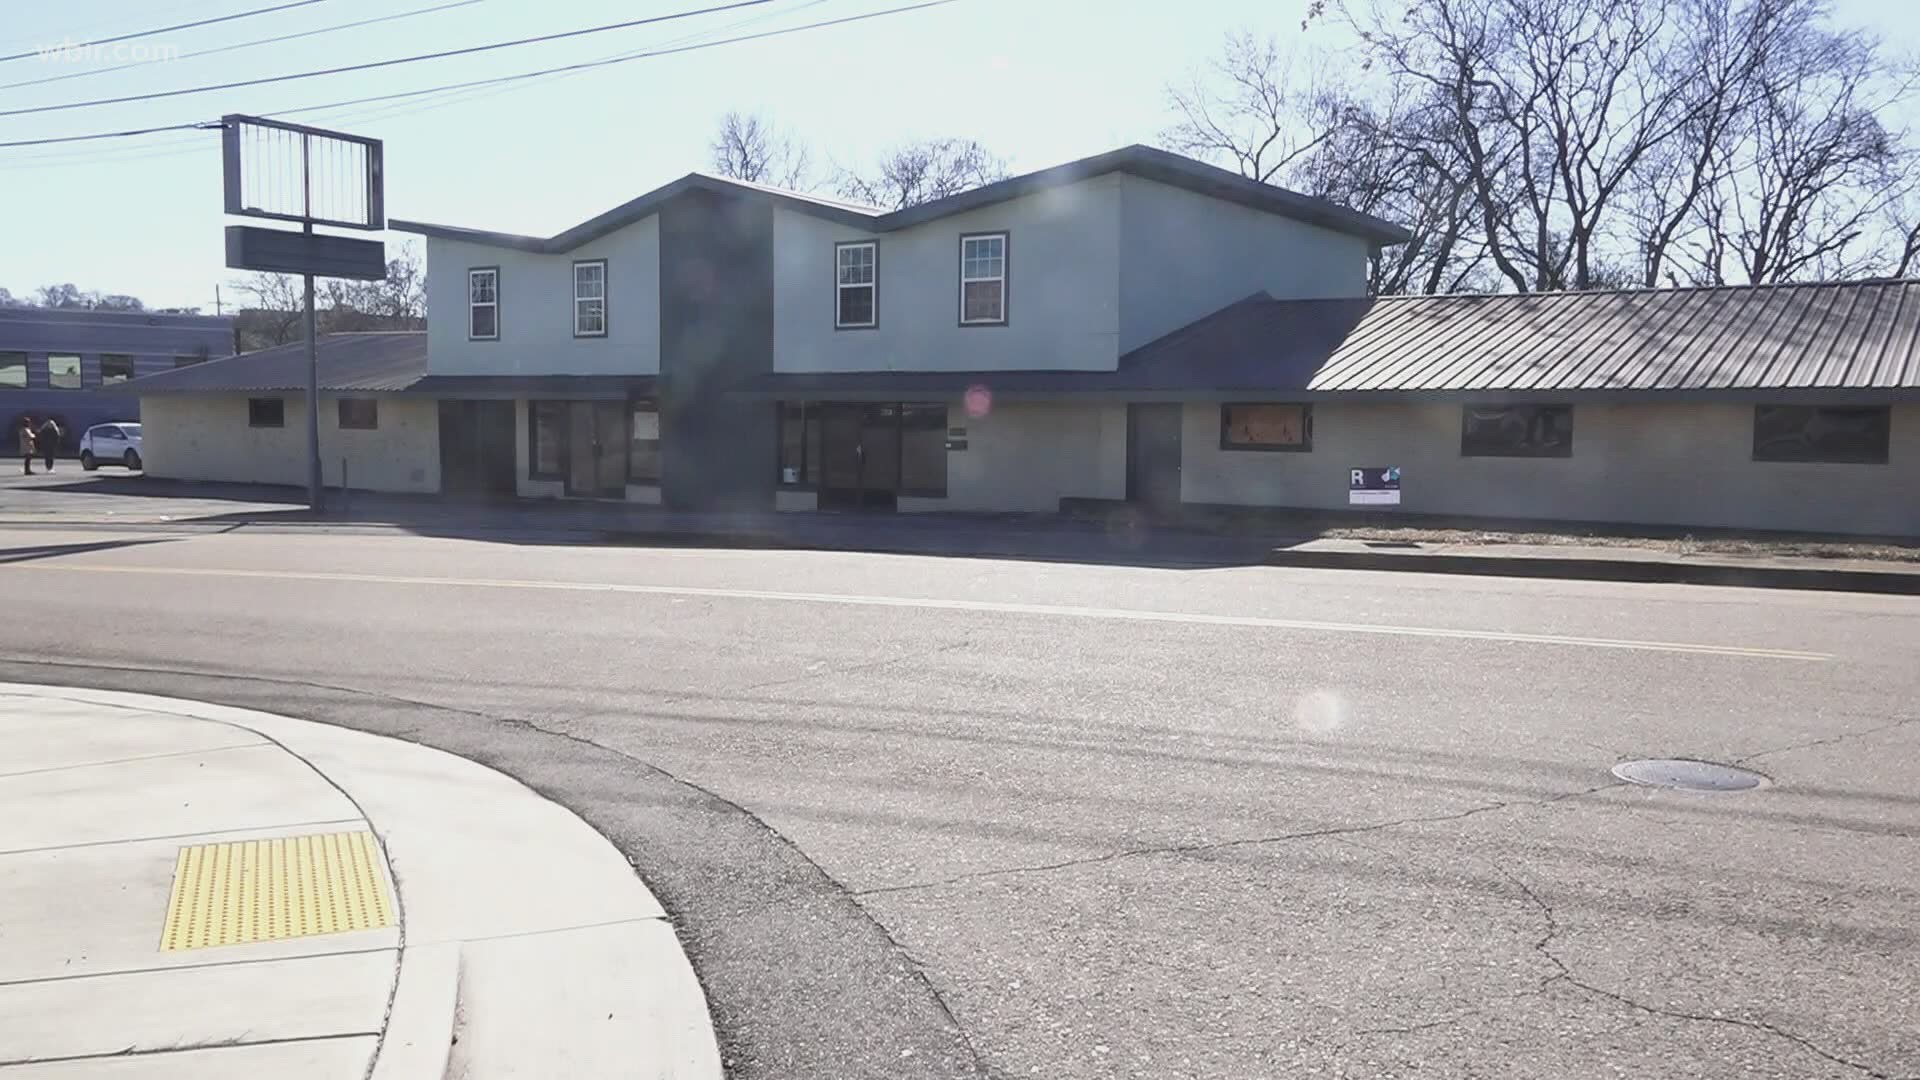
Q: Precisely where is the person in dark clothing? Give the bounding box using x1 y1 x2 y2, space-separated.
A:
35 417 59 471
18 417 36 475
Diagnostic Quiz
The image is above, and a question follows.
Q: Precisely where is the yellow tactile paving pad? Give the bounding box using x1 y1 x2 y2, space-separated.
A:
160 830 393 950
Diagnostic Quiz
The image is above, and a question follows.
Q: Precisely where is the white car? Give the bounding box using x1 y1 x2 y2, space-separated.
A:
80 422 143 471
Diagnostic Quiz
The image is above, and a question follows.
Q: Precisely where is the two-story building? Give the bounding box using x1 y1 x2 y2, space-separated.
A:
127 143 1920 536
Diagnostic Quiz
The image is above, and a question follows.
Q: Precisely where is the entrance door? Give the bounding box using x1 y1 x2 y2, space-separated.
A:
817 403 897 510
1127 404 1183 514
438 400 516 499
565 401 628 498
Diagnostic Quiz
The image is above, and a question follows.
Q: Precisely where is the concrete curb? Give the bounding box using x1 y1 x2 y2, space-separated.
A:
0 682 725 1080
1263 547 1920 595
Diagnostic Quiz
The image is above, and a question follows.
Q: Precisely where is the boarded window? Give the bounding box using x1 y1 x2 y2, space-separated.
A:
248 398 285 428
1461 405 1572 458
1220 404 1312 451
337 399 378 430
1753 405 1889 464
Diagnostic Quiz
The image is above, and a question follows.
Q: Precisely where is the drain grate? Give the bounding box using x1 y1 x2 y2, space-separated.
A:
160 830 393 950
1612 758 1766 792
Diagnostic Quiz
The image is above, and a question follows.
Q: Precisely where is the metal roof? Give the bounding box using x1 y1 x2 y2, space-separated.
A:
744 281 1920 402
1128 281 1920 396
392 145 1411 253
122 332 426 394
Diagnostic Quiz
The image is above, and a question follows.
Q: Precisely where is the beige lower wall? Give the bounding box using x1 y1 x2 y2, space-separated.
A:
935 400 1128 512
140 395 440 493
1181 401 1920 536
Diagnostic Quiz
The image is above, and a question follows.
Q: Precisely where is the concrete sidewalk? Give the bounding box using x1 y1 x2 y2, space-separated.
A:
0 683 721 1079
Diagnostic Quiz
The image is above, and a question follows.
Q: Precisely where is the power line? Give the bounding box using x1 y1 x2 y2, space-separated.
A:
0 0 957 151
0 0 338 65
0 0 488 93
270 1 955 121
0 0 780 118
0 0 825 164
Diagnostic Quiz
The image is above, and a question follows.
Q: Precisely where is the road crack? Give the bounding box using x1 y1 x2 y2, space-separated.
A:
1736 717 1920 766
1498 866 1907 1080
853 783 1619 898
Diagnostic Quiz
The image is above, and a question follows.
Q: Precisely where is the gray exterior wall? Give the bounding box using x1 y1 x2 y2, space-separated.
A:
659 189 776 510
1181 401 1920 536
423 223 661 377
888 401 1128 513
771 176 1123 373
1117 174 1371 351
140 394 440 494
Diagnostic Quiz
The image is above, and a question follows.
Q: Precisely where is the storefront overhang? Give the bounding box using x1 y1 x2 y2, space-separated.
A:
406 374 658 401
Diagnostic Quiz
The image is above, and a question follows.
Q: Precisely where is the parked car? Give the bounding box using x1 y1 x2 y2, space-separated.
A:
80 423 142 471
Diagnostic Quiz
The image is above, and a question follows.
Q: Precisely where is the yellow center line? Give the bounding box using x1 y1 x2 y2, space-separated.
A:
11 563 1833 661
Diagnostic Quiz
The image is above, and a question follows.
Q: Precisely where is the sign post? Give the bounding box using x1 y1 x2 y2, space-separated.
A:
1349 466 1402 506
219 114 387 512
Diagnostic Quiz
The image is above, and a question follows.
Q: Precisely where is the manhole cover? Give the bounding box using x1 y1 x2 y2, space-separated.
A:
1611 758 1767 792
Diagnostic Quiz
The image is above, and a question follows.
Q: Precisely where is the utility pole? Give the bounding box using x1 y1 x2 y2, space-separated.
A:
301 131 322 512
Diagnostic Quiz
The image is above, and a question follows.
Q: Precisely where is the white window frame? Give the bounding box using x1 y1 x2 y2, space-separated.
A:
958 232 1007 326
468 267 499 341
573 259 607 338
835 241 877 329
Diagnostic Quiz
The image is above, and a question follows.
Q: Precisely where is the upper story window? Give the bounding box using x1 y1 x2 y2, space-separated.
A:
573 260 607 337
468 268 499 341
835 242 877 329
959 232 1007 325
48 354 81 390
1753 405 1889 464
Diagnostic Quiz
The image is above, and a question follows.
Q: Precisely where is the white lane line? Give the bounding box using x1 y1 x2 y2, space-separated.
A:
12 563 1832 661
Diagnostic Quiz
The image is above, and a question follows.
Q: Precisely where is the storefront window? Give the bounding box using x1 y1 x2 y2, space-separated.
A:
778 403 821 486
629 400 661 483
529 400 566 479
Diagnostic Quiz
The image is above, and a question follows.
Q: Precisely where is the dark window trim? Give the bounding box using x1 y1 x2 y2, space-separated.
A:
1219 403 1314 452
627 396 661 485
572 258 609 339
336 398 379 430
468 266 500 342
45 352 83 391
0 350 27 390
247 397 285 429
957 231 1009 327
99 354 137 386
1751 404 1891 465
527 399 567 481
1459 403 1574 459
834 240 879 331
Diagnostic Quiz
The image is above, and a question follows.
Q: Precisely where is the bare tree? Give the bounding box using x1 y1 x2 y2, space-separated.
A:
709 110 812 190
836 138 1008 210
230 272 307 349
1162 32 1346 183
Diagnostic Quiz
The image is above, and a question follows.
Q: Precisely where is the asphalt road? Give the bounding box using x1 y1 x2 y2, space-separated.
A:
1 519 1916 1079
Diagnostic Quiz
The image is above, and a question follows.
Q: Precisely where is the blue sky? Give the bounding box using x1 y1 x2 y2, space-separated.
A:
0 0 1912 311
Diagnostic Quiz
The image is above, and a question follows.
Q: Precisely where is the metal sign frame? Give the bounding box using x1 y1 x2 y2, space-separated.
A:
221 114 385 232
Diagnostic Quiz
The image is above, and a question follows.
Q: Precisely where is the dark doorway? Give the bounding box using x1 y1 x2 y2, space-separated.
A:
438 400 515 499
1127 404 1183 514
817 403 898 510
566 401 629 498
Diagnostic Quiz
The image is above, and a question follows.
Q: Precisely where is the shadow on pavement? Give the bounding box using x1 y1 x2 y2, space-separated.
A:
0 536 182 565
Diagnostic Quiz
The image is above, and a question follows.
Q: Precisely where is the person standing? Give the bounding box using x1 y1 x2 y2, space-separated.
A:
35 416 59 472
18 416 36 475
